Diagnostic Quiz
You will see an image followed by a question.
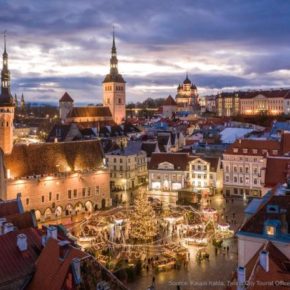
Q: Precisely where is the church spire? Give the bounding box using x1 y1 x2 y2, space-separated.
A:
112 25 116 54
110 26 118 75
3 31 6 54
0 31 13 105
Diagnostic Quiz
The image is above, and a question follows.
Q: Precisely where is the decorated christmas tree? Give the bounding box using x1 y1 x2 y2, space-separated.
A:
129 190 157 243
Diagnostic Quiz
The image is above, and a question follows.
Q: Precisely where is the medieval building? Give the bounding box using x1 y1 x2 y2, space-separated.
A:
0 37 111 221
59 31 126 127
175 74 199 112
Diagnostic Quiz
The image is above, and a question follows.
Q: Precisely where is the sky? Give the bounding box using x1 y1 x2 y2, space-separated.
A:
1 0 290 105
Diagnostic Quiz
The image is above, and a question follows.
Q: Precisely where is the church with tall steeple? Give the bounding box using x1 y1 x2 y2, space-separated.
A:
102 29 126 125
0 32 14 154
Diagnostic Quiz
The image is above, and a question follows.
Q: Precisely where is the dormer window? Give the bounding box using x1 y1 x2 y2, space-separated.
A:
272 150 278 155
252 149 258 154
266 205 279 214
243 149 248 154
233 148 238 153
264 219 281 237
266 225 275 236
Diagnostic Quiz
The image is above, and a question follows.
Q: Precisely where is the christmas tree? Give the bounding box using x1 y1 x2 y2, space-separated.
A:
129 190 157 243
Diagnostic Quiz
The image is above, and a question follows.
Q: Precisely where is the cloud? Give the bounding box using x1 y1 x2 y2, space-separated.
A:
1 0 290 103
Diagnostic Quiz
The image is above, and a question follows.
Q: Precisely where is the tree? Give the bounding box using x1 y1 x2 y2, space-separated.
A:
129 191 157 243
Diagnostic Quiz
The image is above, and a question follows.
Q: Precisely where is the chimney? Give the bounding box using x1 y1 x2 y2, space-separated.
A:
237 266 246 290
71 258 81 285
0 218 6 235
3 222 14 234
280 209 288 234
58 240 70 259
17 233 28 252
47 225 57 240
259 250 269 272
41 235 47 247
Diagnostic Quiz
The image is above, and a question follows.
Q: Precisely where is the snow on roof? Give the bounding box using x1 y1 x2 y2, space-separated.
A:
220 127 254 144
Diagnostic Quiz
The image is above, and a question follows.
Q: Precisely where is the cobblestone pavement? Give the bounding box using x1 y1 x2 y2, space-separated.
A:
127 194 247 290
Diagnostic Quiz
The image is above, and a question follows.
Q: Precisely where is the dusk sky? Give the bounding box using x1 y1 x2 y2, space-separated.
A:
1 0 290 105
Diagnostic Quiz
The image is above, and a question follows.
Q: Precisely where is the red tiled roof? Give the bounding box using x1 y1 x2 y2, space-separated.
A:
28 238 86 290
0 199 20 217
224 139 280 155
163 95 177 106
220 89 290 100
5 140 105 178
6 211 36 230
0 228 42 287
228 242 290 290
59 92 74 103
265 157 290 187
281 131 290 154
148 153 219 172
240 195 290 235
149 153 189 171
67 106 112 118
238 89 290 99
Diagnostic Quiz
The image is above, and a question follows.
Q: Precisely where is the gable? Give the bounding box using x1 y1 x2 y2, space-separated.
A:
158 162 174 170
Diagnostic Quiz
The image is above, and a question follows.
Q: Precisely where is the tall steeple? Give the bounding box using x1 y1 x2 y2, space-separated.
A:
102 27 126 125
0 31 14 155
110 26 118 75
0 31 13 105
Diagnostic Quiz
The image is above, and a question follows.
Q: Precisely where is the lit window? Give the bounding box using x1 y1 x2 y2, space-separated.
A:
266 226 275 236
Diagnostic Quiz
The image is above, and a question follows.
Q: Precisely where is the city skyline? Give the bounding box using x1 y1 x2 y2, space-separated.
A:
1 0 290 104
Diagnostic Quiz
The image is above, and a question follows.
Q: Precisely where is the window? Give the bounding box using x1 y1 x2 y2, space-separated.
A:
56 194 59 201
82 188 86 197
254 178 257 185
234 176 237 183
26 198 29 205
68 190 72 199
245 167 249 174
88 188 91 196
240 177 243 183
234 167 237 173
120 165 123 171
113 158 116 163
239 167 243 173
96 186 99 195
49 192 52 201
120 159 123 163
73 189 77 198
225 175 229 182
41 196 45 203
266 226 275 236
